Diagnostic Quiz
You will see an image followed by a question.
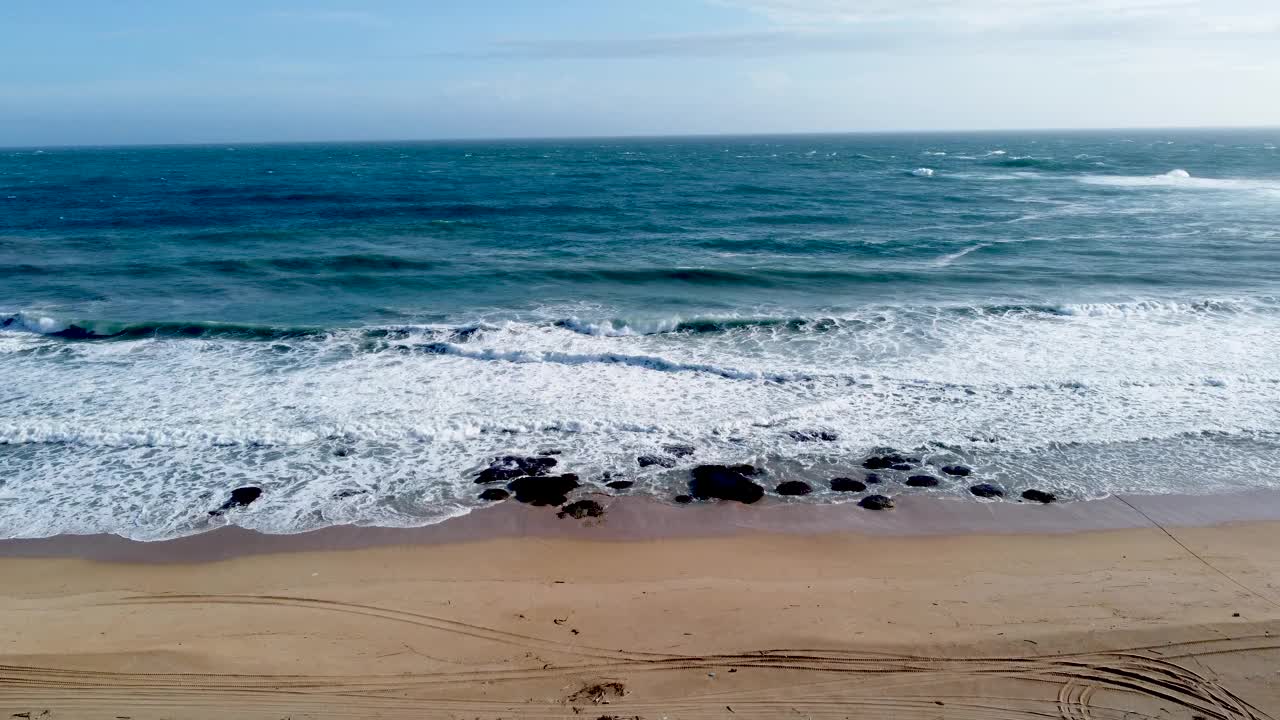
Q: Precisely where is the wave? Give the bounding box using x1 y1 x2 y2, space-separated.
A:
553 316 840 337
199 253 441 275
6 297 1274 346
1078 169 1280 194
0 313 334 341
933 243 991 267
415 341 805 382
911 167 935 177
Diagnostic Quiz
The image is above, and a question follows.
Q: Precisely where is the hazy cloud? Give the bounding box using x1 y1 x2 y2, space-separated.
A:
716 0 1279 31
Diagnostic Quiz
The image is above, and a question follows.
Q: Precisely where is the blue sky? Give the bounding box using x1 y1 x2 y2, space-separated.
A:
2 0 1278 145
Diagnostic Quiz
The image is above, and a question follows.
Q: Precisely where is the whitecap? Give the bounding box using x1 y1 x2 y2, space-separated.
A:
933 243 991 267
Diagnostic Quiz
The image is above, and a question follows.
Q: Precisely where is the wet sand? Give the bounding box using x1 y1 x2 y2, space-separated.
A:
2 492 1279 719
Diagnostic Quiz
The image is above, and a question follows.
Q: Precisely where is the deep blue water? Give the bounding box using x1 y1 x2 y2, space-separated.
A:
2 130 1279 539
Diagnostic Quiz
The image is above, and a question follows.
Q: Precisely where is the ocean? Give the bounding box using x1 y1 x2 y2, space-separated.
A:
2 130 1279 540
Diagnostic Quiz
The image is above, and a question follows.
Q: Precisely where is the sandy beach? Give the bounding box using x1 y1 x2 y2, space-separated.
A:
2 495 1279 719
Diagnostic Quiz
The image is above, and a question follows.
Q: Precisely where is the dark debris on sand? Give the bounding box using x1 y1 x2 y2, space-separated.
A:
558 500 605 520
569 681 628 705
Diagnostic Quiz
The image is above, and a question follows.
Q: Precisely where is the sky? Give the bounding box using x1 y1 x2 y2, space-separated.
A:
1 0 1278 146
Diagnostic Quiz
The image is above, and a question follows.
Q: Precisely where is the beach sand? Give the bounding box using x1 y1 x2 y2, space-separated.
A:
2 496 1279 719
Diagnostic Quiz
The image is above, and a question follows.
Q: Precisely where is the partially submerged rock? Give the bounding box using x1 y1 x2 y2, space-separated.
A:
507 474 580 506
830 477 867 493
859 495 895 510
209 486 262 516
863 473 883 484
476 455 558 484
906 475 940 488
479 488 510 501
662 444 696 458
637 455 677 469
775 481 813 496
862 453 918 470
969 483 1004 499
787 430 838 442
558 500 605 520
1022 489 1057 504
674 494 693 504
688 464 764 504
942 465 972 477
605 480 635 490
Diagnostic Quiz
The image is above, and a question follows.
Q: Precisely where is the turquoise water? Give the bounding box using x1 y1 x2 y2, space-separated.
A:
3 130 1280 538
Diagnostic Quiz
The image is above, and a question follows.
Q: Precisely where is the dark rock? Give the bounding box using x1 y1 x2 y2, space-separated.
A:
864 473 883 484
558 500 604 519
1022 489 1057 504
538 449 563 456
637 455 677 469
787 430 839 442
507 473 580 506
859 495 895 510
941 465 972 477
830 477 867 493
674 494 693 504
479 488 510 502
689 465 765 504
475 455 558 484
906 475 940 488
862 453 918 470
333 447 353 457
333 488 367 499
606 480 635 490
663 444 696 458
50 324 100 340
775 481 813 496
969 483 1004 499
209 486 263 516
890 463 914 471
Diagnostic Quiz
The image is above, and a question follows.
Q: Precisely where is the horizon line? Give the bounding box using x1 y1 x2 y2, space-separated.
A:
3 123 1277 151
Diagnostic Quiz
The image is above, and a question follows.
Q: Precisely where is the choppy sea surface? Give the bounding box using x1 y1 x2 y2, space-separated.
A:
2 130 1279 540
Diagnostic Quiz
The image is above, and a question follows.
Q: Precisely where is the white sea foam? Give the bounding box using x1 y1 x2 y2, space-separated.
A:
933 243 991 267
911 167 935 177
3 298 1280 540
1078 169 1280 195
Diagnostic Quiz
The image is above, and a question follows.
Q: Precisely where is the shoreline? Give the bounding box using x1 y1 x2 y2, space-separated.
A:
2 489 1278 717
5 487 1280 563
